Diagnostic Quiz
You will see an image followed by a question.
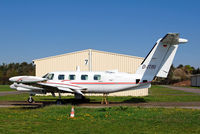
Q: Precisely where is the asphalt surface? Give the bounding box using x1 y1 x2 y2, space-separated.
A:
162 85 200 94
0 91 22 96
0 101 200 109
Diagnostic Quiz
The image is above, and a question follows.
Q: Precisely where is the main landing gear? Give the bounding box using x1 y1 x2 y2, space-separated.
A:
56 92 63 105
101 93 109 104
75 93 85 100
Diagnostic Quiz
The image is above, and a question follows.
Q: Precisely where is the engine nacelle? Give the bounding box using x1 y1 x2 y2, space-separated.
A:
11 83 46 94
16 87 31 92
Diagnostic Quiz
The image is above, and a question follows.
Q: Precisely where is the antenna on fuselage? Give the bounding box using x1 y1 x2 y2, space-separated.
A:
76 66 80 71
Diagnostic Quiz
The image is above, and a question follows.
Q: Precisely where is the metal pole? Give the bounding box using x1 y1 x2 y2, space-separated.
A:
89 49 92 72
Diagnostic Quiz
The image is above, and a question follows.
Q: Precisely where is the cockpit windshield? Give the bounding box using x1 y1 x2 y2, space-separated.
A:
42 73 49 78
42 73 54 80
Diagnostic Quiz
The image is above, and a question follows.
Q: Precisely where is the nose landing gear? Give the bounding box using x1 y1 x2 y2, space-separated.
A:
27 96 34 103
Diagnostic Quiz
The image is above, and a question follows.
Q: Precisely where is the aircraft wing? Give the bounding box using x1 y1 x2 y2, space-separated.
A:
39 82 86 95
58 86 85 95
57 87 73 93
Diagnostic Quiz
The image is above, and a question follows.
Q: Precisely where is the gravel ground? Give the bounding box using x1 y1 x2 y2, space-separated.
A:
161 85 200 94
0 101 200 109
0 91 22 96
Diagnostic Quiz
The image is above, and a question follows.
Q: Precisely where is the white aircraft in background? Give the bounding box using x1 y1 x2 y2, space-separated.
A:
9 33 188 104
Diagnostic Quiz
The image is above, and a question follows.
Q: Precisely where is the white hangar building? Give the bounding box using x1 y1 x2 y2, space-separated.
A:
33 49 148 96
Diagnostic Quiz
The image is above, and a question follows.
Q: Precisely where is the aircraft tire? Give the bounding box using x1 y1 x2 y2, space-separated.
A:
27 97 34 103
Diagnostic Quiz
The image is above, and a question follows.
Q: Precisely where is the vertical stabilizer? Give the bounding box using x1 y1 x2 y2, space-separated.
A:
136 33 188 81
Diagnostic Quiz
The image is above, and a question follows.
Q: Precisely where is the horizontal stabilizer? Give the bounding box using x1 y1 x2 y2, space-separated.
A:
161 33 188 45
132 83 151 90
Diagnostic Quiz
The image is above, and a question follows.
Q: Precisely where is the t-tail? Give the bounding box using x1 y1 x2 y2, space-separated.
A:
136 33 188 82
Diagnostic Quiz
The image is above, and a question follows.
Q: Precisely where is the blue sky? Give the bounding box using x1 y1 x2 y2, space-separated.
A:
0 0 199 68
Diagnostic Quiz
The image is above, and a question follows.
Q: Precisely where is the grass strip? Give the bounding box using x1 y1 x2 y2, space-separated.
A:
0 106 200 134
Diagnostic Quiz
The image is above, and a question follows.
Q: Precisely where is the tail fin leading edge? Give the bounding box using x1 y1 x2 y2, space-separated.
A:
136 33 188 81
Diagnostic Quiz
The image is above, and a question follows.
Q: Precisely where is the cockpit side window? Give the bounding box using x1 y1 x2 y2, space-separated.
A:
58 74 65 80
47 73 54 80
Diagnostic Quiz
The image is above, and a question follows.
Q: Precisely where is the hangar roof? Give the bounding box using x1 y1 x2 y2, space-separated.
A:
33 49 143 62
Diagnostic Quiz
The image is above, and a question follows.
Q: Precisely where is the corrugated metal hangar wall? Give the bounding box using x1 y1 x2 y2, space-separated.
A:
191 74 200 87
33 49 148 96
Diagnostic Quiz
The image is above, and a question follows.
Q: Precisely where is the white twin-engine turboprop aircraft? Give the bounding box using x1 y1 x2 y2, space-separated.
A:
9 33 188 103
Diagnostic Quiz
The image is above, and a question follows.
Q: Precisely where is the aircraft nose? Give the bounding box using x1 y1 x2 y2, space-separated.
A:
9 77 15 82
9 76 20 82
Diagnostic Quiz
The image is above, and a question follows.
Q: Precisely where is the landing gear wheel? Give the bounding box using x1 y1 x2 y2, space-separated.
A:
74 93 84 100
27 96 34 103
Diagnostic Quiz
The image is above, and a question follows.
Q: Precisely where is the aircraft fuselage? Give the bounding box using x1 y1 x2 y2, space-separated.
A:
39 71 149 93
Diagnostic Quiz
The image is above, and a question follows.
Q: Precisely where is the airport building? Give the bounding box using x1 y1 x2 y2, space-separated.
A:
33 49 148 96
191 74 200 87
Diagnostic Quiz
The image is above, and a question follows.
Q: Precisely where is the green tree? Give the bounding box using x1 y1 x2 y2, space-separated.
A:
0 62 35 85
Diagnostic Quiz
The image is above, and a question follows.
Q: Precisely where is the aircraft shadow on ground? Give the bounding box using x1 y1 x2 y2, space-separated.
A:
122 97 146 103
39 97 146 104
